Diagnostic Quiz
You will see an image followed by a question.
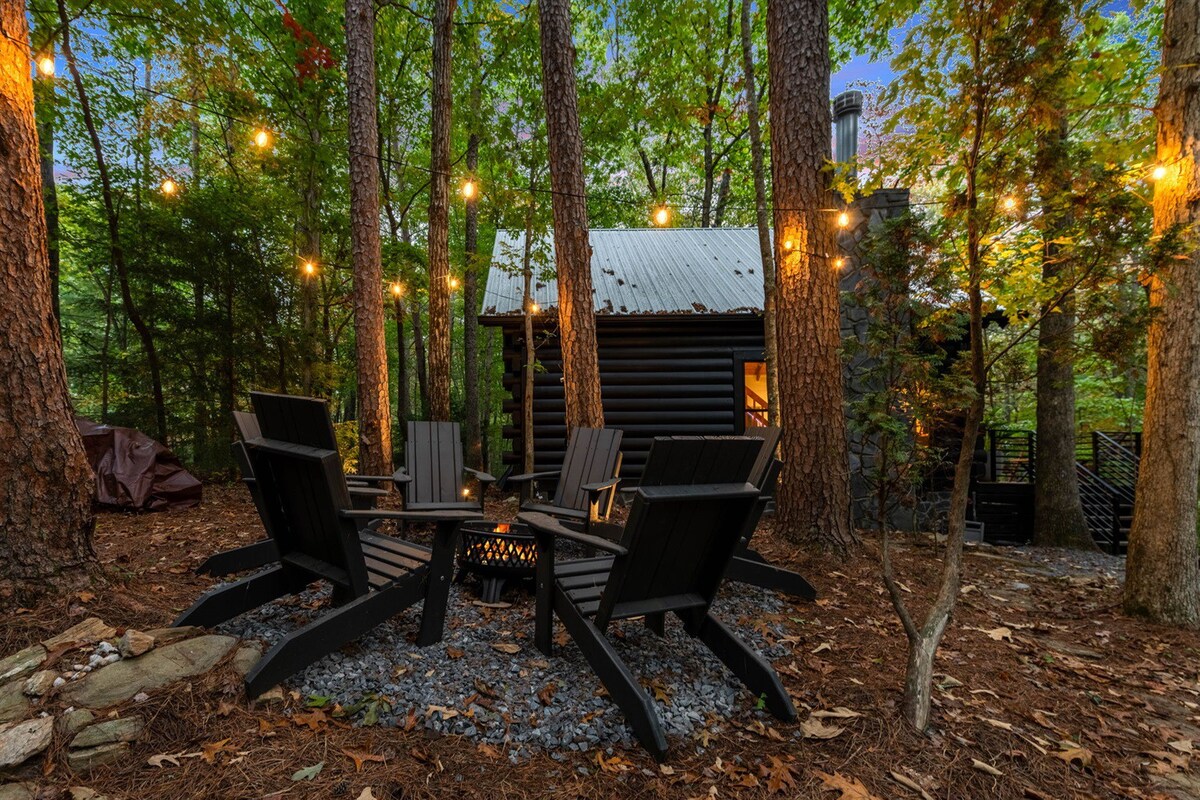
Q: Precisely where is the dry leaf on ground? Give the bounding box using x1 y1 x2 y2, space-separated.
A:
812 769 882 799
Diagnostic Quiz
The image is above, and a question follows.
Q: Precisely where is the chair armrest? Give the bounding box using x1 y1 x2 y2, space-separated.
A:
340 508 482 523
636 483 760 502
349 474 398 484
507 470 560 484
391 469 413 486
464 467 497 484
348 486 390 498
582 477 621 495
519 512 628 555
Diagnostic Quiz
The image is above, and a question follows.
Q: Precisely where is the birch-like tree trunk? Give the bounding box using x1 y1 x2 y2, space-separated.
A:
538 0 604 429
345 0 392 474
1123 0 1200 626
0 0 96 600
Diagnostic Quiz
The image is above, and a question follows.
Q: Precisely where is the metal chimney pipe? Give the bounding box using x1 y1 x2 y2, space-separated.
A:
832 90 864 181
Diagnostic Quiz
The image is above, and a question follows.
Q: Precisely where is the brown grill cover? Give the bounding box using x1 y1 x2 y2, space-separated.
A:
75 419 203 511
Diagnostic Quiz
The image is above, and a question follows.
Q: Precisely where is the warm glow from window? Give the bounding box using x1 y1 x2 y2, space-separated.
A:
160 178 178 196
36 56 54 77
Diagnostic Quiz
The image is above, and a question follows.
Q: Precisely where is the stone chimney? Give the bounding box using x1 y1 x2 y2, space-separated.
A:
832 90 864 181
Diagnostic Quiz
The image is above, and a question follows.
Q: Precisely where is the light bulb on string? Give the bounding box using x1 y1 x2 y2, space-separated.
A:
253 128 272 149
449 276 460 291
462 179 477 200
390 282 404 297
1001 196 1018 212
529 301 539 314
303 261 317 277
836 211 850 228
1151 164 1168 181
36 56 55 77
835 257 845 269
653 205 670 227
160 178 178 196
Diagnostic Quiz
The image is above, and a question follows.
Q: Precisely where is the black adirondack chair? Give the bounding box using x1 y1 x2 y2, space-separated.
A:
194 401 387 577
519 437 797 760
176 437 480 697
506 427 623 532
394 421 495 512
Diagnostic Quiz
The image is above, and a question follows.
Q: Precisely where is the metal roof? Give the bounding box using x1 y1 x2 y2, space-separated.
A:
482 227 770 317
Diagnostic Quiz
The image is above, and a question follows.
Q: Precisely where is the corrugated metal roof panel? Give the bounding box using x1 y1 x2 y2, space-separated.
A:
482 228 771 317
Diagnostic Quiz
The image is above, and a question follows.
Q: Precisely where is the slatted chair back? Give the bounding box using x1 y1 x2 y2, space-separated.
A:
743 427 781 490
554 428 623 513
404 421 465 505
233 410 262 442
594 437 762 629
250 391 339 451
246 438 370 598
637 436 764 488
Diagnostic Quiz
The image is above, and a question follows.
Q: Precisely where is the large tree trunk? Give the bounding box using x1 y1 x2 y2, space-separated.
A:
345 0 392 475
58 0 167 443
1032 0 1092 549
394 295 409 425
740 0 778 426
1123 0 1200 627
426 0 455 422
522 206 537 475
766 0 852 550
299 121 322 396
538 0 604 429
412 301 430 418
0 0 96 601
463 116 482 467
32 31 58 323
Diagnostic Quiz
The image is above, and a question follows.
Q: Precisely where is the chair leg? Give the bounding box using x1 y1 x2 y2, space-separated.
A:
688 612 796 722
416 520 460 647
245 575 427 697
725 555 817 602
643 612 666 637
194 539 279 577
534 531 556 656
174 567 295 628
556 593 669 760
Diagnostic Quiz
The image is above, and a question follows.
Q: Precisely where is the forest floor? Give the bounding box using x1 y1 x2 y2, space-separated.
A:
4 483 1200 799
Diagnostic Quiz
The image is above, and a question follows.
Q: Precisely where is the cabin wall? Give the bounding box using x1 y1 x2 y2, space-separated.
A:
496 316 765 481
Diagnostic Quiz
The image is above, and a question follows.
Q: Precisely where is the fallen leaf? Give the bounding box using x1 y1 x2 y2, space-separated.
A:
446 646 465 659
811 642 833 654
888 770 934 800
477 742 502 759
200 739 236 764
800 717 845 740
216 701 238 718
1168 739 1193 754
491 642 521 655
760 756 797 794
983 717 1013 731
342 749 386 772
596 752 634 773
147 753 180 768
983 627 1012 641
812 769 881 799
1053 745 1093 769
971 759 1003 776
537 682 558 706
426 704 459 720
355 790 377 800
291 709 329 731
77 591 95 603
812 707 862 720
291 761 324 781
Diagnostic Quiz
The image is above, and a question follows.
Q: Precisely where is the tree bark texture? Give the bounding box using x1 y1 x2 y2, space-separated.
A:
33 37 58 323
412 301 429 418
58 0 167 443
1123 0 1200 627
1031 0 1092 549
740 0 778 426
766 0 852 550
299 122 322 396
345 0 392 475
0 0 96 600
538 0 604 429
394 296 409 424
427 0 456 422
463 124 482 467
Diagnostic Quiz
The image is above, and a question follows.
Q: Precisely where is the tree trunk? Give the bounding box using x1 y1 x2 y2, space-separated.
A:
712 167 731 228
394 296 409 425
299 121 322 396
0 0 96 601
1031 0 1092 549
740 0 778 426
427 0 456 422
766 0 852 550
464 113 482 467
32 33 58 323
345 0 392 475
59 0 167 443
538 0 604 429
412 301 430 419
522 187 538 474
1123 0 1200 627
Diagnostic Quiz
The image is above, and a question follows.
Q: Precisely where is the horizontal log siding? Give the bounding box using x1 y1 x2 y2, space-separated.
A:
494 316 765 481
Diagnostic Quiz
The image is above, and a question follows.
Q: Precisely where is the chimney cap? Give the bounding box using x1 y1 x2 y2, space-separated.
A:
832 90 864 119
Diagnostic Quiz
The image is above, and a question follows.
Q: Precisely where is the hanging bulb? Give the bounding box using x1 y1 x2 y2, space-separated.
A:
653 205 670 226
462 179 477 199
529 301 540 314
449 276 460 290
303 261 317 276
390 282 404 297
782 239 795 252
160 178 178 196
1001 196 1018 212
836 211 850 228
834 257 845 269
36 56 55 77
253 128 272 149
1151 164 1168 181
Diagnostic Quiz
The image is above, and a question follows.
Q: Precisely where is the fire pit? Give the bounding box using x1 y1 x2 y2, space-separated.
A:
456 521 538 602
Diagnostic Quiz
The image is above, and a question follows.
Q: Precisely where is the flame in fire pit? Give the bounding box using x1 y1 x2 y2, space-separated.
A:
494 523 511 534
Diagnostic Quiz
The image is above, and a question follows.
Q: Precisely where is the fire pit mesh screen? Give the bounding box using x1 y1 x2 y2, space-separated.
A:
457 522 537 601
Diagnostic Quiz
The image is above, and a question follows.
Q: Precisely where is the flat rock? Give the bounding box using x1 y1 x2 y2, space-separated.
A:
0 717 54 769
0 682 28 725
117 631 154 659
66 742 128 773
0 783 35 800
0 646 45 684
43 619 116 652
70 716 143 749
144 627 202 646
22 671 57 697
57 709 95 737
231 644 261 678
60 635 238 709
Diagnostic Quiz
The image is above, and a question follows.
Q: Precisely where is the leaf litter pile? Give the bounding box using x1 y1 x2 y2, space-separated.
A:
3 483 1199 798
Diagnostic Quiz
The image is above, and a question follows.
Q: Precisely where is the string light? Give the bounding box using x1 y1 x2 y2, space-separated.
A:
462 488 471 497
390 282 404 297
1151 164 1168 181
36 55 54 77
836 211 850 228
1001 196 1018 211
449 276 460 290
835 257 845 269
159 178 178 196
461 179 477 199
253 128 272 149
302 261 317 277
653 205 670 226
529 301 539 314
782 239 795 251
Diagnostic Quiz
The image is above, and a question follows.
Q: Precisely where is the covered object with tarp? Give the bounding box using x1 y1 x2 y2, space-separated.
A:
75 419 203 511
